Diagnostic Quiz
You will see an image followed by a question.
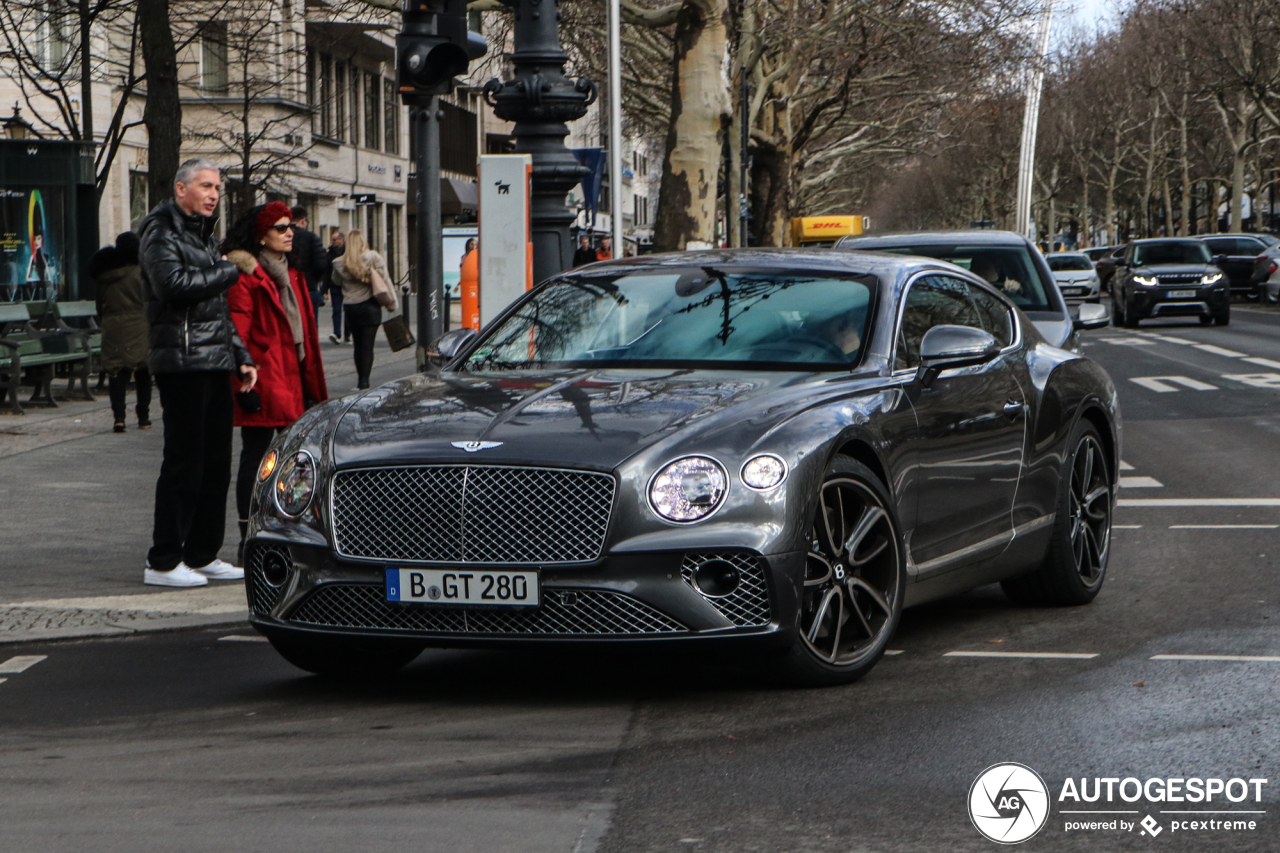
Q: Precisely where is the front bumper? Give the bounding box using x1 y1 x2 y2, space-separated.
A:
244 536 802 649
1129 286 1229 318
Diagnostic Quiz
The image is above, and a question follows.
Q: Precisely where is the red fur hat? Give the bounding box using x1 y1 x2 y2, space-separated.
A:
255 201 293 241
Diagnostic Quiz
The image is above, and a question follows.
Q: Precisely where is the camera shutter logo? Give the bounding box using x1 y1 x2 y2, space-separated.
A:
969 763 1050 844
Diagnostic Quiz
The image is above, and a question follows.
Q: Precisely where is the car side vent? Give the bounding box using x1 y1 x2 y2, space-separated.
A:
681 552 772 627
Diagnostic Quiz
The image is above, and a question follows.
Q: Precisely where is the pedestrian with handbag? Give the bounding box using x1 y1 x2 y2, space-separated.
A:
221 201 328 564
330 229 393 389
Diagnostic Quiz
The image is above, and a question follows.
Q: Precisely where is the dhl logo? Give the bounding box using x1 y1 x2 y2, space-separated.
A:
810 221 844 229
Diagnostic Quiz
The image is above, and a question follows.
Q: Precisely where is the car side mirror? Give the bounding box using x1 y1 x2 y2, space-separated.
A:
435 327 477 361
1073 302 1109 331
916 325 1000 388
1213 254 1228 265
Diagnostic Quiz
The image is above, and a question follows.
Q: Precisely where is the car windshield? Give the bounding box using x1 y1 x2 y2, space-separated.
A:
1048 255 1094 272
861 243 1054 312
1134 241 1211 265
463 268 875 371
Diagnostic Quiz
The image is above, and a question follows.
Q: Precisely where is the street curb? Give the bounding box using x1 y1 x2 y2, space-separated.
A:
0 609 250 645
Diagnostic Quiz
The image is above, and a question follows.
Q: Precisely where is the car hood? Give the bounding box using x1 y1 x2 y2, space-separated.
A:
330 368 849 470
1133 263 1214 276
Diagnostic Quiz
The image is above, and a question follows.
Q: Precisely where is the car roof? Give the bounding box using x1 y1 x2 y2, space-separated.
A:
836 229 1032 248
1131 237 1206 245
568 247 959 290
1047 251 1090 258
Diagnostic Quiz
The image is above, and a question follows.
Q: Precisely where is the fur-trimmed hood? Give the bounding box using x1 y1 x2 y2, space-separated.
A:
226 249 259 276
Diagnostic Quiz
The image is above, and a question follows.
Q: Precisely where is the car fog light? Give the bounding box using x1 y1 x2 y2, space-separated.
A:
274 450 316 517
257 449 278 482
649 456 727 522
741 454 787 490
693 559 740 597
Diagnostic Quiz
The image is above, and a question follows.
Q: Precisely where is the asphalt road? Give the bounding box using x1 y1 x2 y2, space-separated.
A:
1 311 1278 852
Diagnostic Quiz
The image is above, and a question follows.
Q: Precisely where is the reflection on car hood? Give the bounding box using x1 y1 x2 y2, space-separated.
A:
331 368 851 470
1027 315 1072 349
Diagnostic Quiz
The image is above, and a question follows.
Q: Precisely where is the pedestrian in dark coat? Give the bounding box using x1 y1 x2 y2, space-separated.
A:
91 231 151 432
325 231 346 344
290 205 330 325
572 233 596 267
139 158 257 588
223 201 329 563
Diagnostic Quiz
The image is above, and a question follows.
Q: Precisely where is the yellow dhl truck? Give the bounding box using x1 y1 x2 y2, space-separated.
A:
788 215 870 247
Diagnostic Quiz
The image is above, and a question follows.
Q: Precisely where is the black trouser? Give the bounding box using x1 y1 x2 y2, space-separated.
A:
108 366 152 424
236 425 281 525
147 372 234 572
330 285 345 337
345 299 381 388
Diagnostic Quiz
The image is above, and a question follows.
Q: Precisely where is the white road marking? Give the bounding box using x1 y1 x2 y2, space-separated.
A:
1119 460 1135 471
1169 524 1278 529
1193 343 1247 358
0 655 47 673
1222 372 1280 389
1146 335 1195 345
1129 375 1217 393
1243 356 1280 370
1120 476 1163 488
0 678 6 685
943 651 1098 659
1119 498 1280 507
218 635 269 643
1103 338 1156 346
1113 525 1143 529
884 649 904 656
1151 654 1280 662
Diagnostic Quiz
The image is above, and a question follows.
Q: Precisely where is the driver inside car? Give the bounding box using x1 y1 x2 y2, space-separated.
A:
971 254 1024 297
802 309 863 358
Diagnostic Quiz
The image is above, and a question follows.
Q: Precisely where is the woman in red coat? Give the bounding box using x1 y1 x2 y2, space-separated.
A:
221 201 328 561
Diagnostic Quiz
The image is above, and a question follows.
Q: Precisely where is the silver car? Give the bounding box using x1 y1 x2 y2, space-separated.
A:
1047 252 1102 303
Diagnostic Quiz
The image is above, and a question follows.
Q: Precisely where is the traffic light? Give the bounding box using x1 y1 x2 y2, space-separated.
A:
398 0 487 97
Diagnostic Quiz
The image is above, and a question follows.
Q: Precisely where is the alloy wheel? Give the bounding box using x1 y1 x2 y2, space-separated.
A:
801 477 901 665
1067 435 1110 586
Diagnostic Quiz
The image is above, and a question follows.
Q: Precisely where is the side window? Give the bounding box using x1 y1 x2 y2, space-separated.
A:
966 282 1015 347
895 276 982 370
1205 239 1231 256
1238 238 1264 255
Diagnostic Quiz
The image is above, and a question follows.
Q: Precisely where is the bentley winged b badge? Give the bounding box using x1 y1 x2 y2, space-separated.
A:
451 440 504 452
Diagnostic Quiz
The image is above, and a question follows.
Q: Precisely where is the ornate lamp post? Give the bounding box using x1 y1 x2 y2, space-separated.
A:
3 103 34 140
483 0 596 284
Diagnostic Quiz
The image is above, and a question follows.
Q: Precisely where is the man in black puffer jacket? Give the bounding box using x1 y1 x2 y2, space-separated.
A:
139 158 258 588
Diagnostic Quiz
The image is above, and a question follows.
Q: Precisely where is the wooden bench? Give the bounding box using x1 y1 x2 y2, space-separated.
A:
24 300 98 402
0 304 94 414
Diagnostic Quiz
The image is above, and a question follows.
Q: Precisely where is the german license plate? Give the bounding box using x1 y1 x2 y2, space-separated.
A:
385 567 540 606
1168 289 1196 298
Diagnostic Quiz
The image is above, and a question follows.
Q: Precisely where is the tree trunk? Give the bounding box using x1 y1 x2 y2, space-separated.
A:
653 0 731 251
1162 174 1174 236
139 0 181 206
1230 146 1246 233
1178 110 1191 236
77 0 93 144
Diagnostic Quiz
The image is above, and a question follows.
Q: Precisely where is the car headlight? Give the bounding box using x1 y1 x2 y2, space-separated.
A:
274 450 316 517
649 456 727 523
741 454 788 491
257 449 278 482
1202 272 1224 286
1133 275 1158 286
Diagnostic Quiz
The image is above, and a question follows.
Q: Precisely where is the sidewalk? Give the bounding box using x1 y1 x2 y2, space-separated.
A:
0 333 419 644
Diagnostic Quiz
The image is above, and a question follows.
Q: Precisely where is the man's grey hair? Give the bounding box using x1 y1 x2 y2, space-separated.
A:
174 158 221 187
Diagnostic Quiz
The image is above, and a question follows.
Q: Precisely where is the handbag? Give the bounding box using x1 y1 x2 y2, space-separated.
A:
369 265 398 312
382 312 415 352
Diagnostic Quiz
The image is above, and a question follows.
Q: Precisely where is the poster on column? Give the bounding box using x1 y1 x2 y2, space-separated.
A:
0 186 66 302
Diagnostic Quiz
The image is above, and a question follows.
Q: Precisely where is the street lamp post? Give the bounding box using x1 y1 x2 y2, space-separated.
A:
483 0 596 284
1014 0 1055 241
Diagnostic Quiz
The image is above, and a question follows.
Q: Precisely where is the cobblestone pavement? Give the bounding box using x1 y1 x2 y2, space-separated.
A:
0 585 247 643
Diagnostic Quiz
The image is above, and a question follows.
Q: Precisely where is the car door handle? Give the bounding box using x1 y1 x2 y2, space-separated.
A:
1003 400 1026 419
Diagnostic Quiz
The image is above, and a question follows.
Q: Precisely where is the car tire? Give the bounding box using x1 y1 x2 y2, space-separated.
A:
1001 420 1111 607
1200 316 1213 325
1121 300 1140 328
1215 310 1230 326
774 455 905 687
267 632 425 678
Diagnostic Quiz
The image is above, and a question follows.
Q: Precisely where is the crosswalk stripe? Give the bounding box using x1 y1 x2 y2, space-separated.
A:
943 651 1098 659
0 655 47 674
1151 654 1280 662
1119 476 1162 488
1193 344 1246 358
1119 498 1280 507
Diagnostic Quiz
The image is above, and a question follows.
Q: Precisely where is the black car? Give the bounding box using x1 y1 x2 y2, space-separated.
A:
834 230 1079 351
245 250 1119 687
1111 239 1230 327
1198 234 1277 296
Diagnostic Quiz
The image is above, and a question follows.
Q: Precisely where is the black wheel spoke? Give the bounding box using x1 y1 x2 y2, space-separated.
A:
849 577 893 616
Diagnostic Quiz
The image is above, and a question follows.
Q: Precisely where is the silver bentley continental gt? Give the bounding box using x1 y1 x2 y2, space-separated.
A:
245 249 1119 686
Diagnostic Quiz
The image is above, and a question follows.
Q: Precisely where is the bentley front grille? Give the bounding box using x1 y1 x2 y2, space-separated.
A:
246 543 293 615
331 465 615 564
681 551 772 627
288 583 687 636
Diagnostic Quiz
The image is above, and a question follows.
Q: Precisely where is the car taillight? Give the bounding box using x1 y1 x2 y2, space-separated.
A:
1270 262 1278 275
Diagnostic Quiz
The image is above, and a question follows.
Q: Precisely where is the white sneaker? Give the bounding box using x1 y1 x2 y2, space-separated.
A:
185 558 245 580
329 334 341 345
144 564 210 587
